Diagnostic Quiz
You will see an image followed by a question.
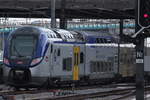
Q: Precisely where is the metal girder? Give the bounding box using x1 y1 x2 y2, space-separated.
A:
0 0 135 19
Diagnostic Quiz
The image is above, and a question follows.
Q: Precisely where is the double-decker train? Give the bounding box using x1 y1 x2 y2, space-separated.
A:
2 26 150 88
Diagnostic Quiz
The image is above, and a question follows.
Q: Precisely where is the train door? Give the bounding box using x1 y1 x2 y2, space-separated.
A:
73 46 80 81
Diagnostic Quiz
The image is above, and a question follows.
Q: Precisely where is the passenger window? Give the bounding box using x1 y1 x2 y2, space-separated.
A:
51 45 53 53
97 62 100 72
104 62 107 72
103 39 107 43
95 62 98 73
100 38 103 43
63 58 72 71
106 62 109 72
96 38 98 43
101 62 104 72
93 62 96 72
80 52 84 63
103 62 106 72
90 62 94 73
109 66 112 71
57 49 60 56
107 39 111 43
114 55 118 63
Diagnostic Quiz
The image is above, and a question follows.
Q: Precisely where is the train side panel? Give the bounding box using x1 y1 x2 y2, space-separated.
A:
50 43 74 81
119 45 136 78
85 44 118 80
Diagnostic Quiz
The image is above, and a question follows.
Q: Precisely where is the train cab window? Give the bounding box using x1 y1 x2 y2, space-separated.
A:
63 57 72 71
80 52 84 63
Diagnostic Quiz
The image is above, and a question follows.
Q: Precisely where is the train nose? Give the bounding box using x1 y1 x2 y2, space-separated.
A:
9 57 32 68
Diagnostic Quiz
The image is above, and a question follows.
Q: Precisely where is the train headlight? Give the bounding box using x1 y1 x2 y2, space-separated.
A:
30 57 42 66
4 58 10 65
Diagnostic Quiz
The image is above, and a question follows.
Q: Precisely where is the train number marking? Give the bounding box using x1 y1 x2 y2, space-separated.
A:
136 59 144 63
136 51 143 58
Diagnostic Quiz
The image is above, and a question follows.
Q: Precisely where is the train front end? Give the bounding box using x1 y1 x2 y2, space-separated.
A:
3 27 47 86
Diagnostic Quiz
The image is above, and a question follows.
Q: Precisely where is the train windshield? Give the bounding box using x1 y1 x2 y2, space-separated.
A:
10 36 37 57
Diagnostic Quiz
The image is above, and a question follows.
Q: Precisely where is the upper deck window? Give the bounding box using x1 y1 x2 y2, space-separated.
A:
96 38 113 43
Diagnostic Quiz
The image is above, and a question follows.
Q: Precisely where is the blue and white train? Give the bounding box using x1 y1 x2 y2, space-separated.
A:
3 26 148 87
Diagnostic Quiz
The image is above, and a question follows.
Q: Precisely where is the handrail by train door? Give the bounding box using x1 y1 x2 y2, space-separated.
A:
73 46 80 80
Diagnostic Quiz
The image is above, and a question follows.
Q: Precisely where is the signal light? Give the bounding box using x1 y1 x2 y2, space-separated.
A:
144 14 149 18
138 0 150 27
30 57 42 66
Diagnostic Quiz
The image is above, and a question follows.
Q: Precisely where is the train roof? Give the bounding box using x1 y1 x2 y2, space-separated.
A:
77 31 112 37
75 30 116 43
54 29 75 41
7 26 117 43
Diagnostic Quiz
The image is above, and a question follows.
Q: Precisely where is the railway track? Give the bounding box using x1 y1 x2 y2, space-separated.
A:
47 87 135 100
0 83 149 100
0 83 135 100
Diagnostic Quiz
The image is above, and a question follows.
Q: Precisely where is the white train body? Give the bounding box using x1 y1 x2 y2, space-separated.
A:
3 26 150 87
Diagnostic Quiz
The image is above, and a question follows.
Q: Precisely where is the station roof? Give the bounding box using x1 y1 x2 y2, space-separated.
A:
0 0 135 19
